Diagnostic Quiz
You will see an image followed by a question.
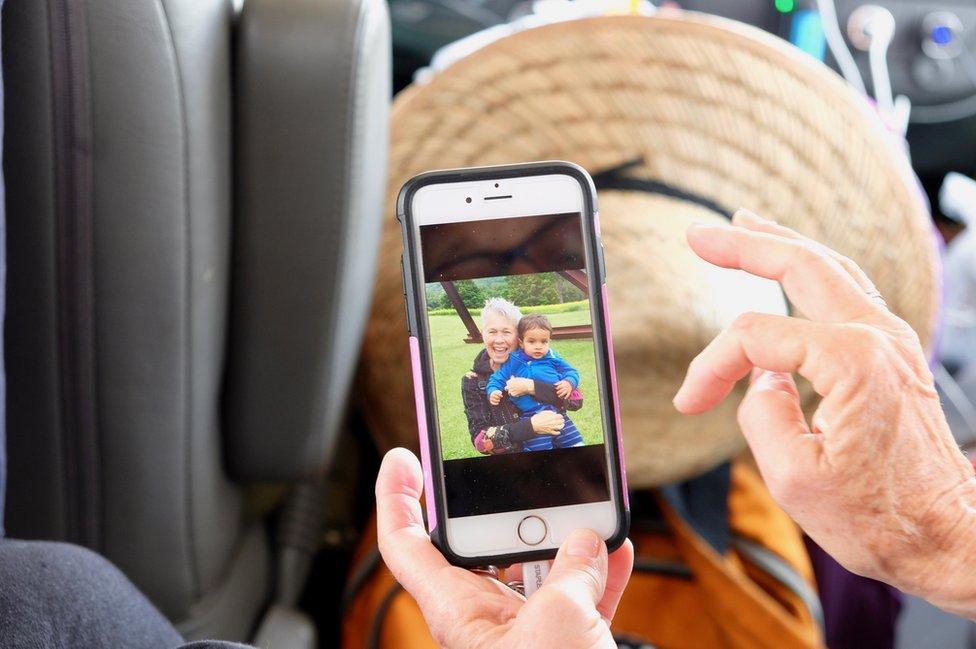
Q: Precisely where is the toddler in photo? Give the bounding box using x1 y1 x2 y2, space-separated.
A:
486 313 583 451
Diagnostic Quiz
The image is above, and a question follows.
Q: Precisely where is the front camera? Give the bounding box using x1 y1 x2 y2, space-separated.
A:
466 197 472 203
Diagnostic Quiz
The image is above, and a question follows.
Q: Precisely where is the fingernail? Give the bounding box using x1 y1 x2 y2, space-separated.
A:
731 208 757 224
672 380 690 408
687 222 722 233
732 208 772 225
686 224 723 245
566 529 600 558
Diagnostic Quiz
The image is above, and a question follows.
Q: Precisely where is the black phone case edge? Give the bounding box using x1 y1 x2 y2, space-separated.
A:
397 160 630 568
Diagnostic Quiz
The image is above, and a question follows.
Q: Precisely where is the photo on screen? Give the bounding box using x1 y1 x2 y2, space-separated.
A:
425 272 602 461
419 212 611 517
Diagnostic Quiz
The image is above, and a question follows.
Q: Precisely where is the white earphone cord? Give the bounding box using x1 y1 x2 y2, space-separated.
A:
817 0 867 94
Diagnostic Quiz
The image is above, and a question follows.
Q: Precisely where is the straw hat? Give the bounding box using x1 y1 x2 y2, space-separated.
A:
357 12 939 487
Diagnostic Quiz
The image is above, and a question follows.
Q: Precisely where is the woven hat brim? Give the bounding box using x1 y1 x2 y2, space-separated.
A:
357 13 939 486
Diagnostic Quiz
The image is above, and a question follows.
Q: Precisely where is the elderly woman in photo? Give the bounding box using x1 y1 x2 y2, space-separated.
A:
461 297 583 454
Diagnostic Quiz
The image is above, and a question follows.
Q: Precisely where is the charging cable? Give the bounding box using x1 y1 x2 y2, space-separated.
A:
941 171 976 226
847 6 896 113
521 560 551 598
846 5 914 134
817 0 867 94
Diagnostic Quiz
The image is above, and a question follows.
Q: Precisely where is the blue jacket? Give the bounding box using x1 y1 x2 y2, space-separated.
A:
486 348 579 416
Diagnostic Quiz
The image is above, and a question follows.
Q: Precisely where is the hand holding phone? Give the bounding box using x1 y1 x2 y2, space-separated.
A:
376 447 635 646
398 161 629 567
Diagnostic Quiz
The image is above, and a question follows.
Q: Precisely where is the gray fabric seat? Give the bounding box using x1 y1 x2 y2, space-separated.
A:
1 0 389 641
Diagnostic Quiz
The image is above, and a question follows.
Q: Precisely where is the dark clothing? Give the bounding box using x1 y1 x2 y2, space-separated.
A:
804 536 902 649
461 349 581 454
0 539 253 649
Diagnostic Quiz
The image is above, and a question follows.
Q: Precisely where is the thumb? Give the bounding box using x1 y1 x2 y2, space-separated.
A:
540 529 608 608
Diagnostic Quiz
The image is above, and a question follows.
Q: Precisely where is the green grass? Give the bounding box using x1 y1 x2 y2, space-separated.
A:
428 306 604 461
427 299 589 317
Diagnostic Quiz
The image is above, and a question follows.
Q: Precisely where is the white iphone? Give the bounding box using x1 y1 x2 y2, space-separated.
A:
397 161 629 566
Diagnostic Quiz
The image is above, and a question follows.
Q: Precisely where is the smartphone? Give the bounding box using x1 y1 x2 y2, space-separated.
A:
397 161 629 567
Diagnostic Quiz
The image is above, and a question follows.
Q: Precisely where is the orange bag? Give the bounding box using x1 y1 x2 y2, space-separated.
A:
342 459 824 648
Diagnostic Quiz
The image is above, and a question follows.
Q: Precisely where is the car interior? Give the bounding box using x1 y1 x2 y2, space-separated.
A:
2 0 975 647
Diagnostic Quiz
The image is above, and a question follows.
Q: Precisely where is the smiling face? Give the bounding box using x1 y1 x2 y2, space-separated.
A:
521 327 551 359
481 312 518 369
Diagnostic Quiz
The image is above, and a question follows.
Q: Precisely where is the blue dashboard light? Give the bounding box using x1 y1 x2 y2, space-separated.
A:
932 25 954 46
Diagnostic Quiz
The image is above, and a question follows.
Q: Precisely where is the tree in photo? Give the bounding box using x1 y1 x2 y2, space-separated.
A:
454 279 486 308
425 285 446 311
553 273 582 303
503 273 559 306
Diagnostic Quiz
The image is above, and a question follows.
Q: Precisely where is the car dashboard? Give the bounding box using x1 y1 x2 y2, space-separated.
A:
678 0 976 178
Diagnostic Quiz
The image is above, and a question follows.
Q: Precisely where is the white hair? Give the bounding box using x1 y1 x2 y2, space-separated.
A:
480 297 522 329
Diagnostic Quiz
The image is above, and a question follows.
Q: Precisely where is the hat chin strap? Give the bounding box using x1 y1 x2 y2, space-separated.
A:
591 159 732 221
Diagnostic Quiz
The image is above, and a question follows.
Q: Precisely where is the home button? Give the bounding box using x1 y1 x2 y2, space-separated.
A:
517 515 548 546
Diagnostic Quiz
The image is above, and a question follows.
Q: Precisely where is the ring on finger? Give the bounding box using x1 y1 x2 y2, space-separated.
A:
469 565 500 580
865 288 888 308
471 565 525 595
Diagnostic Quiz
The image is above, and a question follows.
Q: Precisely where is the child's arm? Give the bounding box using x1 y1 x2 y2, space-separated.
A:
550 350 580 388
485 356 517 395
550 350 580 399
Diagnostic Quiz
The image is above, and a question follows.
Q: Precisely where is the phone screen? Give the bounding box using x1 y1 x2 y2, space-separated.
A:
419 211 611 518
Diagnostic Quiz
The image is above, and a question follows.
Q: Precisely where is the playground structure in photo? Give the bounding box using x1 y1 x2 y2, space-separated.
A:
442 270 593 343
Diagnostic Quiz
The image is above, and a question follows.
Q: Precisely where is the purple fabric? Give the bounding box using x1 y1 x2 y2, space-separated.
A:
804 536 902 649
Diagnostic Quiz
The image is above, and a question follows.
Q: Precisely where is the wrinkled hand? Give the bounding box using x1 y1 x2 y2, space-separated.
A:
377 448 634 648
554 380 574 399
673 210 976 618
531 411 566 436
489 390 503 406
506 377 535 397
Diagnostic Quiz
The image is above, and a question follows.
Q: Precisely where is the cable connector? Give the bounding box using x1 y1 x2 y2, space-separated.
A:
847 5 908 130
847 4 895 52
522 560 550 598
